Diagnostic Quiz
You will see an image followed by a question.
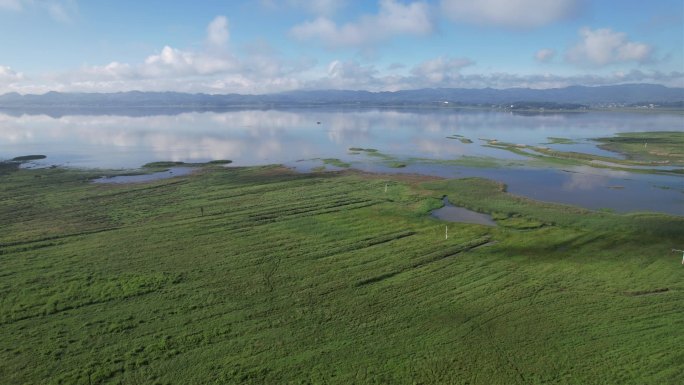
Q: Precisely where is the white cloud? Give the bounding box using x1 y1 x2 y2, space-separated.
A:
82 62 134 79
410 56 474 83
290 0 434 48
0 0 78 22
0 0 22 11
261 0 346 16
80 17 238 80
328 60 370 78
313 60 684 91
14 15 319 95
535 48 556 62
290 0 345 16
440 0 580 28
207 16 229 48
0 66 24 82
566 27 652 67
45 0 74 23
450 70 684 89
387 63 405 71
0 13 681 95
3 65 683 95
84 45 240 80
305 56 475 90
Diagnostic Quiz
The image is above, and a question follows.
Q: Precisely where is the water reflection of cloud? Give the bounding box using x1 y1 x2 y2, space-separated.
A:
0 126 34 143
327 126 370 144
145 134 240 160
256 139 283 159
568 165 631 178
1 110 682 169
414 139 475 158
561 166 631 191
0 111 303 166
563 172 608 190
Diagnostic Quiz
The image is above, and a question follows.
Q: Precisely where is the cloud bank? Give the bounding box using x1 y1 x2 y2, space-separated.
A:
535 49 556 62
566 27 652 66
0 66 24 82
260 0 347 16
290 0 434 48
0 3 680 95
440 0 581 28
0 0 77 22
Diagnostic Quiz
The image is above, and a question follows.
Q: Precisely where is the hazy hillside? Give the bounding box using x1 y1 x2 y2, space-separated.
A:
0 84 681 109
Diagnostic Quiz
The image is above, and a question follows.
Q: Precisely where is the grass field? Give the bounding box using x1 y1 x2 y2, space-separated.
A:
1 164 683 384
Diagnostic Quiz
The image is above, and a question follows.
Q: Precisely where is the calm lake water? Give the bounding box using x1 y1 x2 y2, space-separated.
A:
1 108 682 215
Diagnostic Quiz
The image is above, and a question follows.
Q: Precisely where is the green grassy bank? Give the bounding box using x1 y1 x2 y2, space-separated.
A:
0 164 682 384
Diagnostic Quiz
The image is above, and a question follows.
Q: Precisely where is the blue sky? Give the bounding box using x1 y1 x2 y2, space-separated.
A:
0 0 682 94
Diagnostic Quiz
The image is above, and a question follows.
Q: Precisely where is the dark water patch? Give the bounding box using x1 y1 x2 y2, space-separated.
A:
92 167 196 184
12 155 47 161
431 197 497 226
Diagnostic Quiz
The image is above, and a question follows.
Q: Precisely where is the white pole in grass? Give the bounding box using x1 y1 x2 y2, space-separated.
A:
445 226 448 240
673 249 684 265
385 183 388 193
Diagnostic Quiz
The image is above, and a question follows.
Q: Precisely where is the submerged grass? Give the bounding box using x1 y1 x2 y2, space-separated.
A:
0 164 682 384
348 147 411 169
321 158 351 168
446 135 473 143
484 132 684 175
594 131 684 165
544 137 577 145
410 155 504 168
142 161 187 168
387 162 407 168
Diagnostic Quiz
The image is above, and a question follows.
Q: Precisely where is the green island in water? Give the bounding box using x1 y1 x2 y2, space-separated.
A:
1 131 683 385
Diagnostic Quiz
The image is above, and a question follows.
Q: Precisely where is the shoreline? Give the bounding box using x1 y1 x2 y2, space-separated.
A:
6 158 683 218
1 104 683 118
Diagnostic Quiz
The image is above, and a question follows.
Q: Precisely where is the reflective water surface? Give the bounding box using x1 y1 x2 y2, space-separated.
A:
92 167 196 184
1 108 682 215
431 197 497 226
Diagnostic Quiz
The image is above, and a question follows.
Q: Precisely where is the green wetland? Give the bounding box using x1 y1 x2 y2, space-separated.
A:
1 162 683 384
1 108 683 384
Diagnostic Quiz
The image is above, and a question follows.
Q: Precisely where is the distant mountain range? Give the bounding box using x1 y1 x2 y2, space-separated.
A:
0 84 682 111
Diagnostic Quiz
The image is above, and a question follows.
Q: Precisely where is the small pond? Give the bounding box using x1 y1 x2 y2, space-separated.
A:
431 196 497 226
92 167 196 184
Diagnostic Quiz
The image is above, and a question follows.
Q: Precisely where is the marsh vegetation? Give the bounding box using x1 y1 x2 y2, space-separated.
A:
1 162 682 384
